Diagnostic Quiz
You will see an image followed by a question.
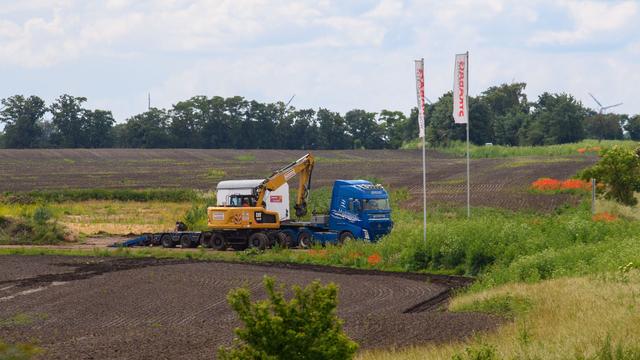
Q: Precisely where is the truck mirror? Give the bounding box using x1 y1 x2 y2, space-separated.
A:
352 199 361 213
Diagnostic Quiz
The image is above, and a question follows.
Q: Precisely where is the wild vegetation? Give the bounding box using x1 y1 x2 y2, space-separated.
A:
219 276 358 360
2 83 639 150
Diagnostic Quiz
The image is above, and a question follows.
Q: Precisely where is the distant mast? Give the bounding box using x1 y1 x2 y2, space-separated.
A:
148 93 151 110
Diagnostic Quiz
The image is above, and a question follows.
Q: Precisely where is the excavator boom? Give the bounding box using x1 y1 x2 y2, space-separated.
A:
254 153 315 217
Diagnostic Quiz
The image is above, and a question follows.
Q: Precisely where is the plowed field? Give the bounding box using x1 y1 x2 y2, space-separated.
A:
0 149 596 211
0 256 501 359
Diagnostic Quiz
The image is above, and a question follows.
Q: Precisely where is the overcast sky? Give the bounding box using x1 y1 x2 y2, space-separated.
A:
1 0 638 121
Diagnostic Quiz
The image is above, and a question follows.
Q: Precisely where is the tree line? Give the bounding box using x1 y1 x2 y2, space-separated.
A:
1 83 639 150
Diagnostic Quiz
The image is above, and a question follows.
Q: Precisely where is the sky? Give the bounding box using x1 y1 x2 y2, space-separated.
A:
0 0 639 122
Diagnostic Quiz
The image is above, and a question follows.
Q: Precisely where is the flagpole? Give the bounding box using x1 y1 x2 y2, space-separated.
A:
466 51 470 219
422 111 427 246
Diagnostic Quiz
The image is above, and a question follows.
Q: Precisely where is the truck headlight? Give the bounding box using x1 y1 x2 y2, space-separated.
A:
363 229 370 240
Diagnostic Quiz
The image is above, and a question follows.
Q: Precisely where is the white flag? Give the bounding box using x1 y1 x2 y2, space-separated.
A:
453 53 468 124
414 59 426 138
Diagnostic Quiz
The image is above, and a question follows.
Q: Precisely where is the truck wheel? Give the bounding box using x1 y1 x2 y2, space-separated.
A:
276 232 292 248
161 234 175 248
298 232 314 249
180 234 194 248
211 233 227 251
248 232 268 250
339 231 355 244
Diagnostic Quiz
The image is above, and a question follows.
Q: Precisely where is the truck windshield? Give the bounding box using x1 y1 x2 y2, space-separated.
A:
362 198 390 211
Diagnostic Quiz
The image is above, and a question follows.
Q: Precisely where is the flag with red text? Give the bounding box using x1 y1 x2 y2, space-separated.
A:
453 53 468 124
414 59 426 138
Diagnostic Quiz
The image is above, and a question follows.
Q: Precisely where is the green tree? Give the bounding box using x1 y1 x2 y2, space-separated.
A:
580 146 640 205
119 108 171 148
425 92 463 147
219 276 358 360
526 93 587 145
494 111 528 146
584 113 624 140
468 98 493 145
481 82 529 116
84 109 115 148
317 108 350 149
290 109 318 149
345 109 386 149
49 94 89 147
0 95 47 148
379 110 408 149
625 115 640 141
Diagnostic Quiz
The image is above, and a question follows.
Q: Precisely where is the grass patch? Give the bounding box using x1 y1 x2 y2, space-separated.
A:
452 294 532 319
235 154 256 161
205 169 226 180
0 201 196 236
0 340 42 359
359 272 640 360
0 207 68 245
403 139 639 158
0 313 48 327
0 188 201 204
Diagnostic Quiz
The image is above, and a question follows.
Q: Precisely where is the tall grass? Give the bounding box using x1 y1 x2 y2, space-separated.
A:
402 139 639 158
359 272 640 360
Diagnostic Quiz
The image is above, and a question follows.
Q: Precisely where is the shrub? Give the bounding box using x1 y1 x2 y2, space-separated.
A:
218 276 358 360
580 146 640 205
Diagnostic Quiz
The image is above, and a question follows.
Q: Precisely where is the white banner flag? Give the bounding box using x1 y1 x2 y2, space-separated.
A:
414 59 426 138
453 53 468 124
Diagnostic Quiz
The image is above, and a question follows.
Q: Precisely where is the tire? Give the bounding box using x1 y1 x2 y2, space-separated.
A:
180 234 193 248
298 232 313 249
161 234 175 248
248 232 269 250
338 231 355 244
210 233 227 251
276 232 292 248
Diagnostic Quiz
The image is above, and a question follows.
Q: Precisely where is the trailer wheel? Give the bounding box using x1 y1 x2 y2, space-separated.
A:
339 231 355 244
298 232 314 249
276 232 292 248
211 233 227 251
248 232 268 250
161 234 175 248
180 234 194 248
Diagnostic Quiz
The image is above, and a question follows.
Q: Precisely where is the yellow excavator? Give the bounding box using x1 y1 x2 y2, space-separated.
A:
205 153 315 249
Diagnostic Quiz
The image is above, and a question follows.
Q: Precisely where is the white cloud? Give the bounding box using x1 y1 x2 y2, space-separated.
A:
530 1 637 45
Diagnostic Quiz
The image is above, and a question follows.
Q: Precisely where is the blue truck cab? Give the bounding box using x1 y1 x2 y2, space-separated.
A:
327 180 393 242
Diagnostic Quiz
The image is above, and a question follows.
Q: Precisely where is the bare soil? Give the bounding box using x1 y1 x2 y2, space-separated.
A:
0 149 596 211
0 255 501 359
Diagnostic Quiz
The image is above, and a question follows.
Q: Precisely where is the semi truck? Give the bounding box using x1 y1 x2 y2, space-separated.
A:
112 154 393 249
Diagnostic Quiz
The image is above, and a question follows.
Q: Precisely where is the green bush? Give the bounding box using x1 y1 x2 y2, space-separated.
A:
218 276 358 360
451 343 498 360
580 146 640 205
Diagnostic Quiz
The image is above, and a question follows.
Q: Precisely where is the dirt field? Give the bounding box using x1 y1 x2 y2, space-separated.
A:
0 149 596 211
0 255 500 359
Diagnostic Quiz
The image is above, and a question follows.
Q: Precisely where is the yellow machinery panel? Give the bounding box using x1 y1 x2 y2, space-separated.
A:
207 206 281 230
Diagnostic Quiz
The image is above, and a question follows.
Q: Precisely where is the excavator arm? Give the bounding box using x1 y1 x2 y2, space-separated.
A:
254 153 315 218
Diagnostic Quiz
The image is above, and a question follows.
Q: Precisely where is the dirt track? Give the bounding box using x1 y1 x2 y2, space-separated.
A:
0 255 501 359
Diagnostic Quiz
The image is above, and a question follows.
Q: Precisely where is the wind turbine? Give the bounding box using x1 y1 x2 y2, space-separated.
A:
588 93 623 142
588 93 623 114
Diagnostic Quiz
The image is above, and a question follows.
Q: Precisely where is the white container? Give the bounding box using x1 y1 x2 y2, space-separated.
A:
216 180 290 221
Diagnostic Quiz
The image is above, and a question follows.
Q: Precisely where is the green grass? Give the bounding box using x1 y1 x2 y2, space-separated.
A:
205 169 226 180
0 339 42 360
0 188 202 204
235 154 256 161
452 294 532 318
402 139 639 158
